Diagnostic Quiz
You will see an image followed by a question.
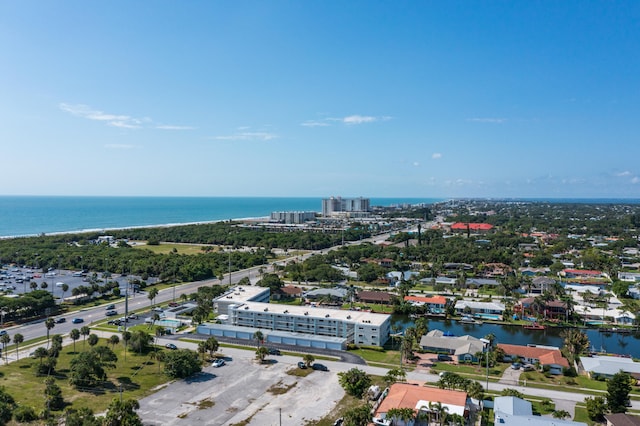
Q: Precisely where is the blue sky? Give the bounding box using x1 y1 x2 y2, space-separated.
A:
2 1 639 198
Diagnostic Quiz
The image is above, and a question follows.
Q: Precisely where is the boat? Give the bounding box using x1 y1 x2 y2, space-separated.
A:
459 316 483 325
523 322 546 330
598 327 632 334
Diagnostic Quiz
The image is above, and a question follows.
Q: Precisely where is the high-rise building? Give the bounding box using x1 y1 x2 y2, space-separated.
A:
321 196 370 216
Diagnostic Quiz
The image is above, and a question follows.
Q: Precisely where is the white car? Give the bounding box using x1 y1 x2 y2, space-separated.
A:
212 359 225 368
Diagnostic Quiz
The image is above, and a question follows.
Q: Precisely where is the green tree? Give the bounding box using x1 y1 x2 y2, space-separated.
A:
205 337 219 358
383 368 406 387
552 410 571 420
197 341 207 361
103 398 143 426
64 407 100 426
12 333 23 360
69 351 108 388
45 317 55 347
585 396 606 421
70 328 80 353
253 330 264 348
608 371 633 413
303 353 315 367
338 368 372 398
109 334 120 350
561 328 590 362
255 346 269 363
342 404 372 426
0 334 10 364
44 376 65 411
129 330 153 354
147 287 159 308
80 326 91 350
386 407 415 425
162 349 202 379
87 333 99 348
256 273 283 295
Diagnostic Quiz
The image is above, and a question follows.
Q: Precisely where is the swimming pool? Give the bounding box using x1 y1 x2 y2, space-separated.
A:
475 313 502 320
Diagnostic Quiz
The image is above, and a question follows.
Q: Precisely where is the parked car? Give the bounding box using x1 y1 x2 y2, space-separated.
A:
511 362 522 370
297 361 307 369
437 354 452 361
107 319 121 326
312 363 328 371
267 348 281 355
168 302 179 307
522 364 535 371
127 314 138 320
71 318 84 324
212 358 225 368
0 330 6 336
165 343 177 350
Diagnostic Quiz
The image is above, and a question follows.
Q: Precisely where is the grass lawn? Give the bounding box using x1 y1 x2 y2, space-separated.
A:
0 338 174 414
134 242 216 255
573 406 597 426
350 347 400 366
431 361 507 379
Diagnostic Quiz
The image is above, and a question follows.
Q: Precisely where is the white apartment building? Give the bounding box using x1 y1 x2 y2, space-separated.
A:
204 286 391 348
322 196 370 216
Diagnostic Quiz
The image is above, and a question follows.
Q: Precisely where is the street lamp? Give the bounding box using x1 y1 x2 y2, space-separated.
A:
480 338 491 391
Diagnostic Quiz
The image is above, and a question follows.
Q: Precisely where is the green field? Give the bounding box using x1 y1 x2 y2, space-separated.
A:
0 338 173 414
134 242 217 255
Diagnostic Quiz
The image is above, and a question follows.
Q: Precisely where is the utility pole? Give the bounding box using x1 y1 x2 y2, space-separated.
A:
228 251 232 286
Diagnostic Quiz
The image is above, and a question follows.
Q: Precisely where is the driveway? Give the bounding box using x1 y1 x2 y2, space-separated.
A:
499 365 523 386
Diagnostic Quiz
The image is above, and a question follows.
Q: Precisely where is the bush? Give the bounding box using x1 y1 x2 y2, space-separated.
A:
563 366 577 377
13 405 37 422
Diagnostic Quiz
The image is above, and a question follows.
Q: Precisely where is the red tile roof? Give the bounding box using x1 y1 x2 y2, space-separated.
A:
376 383 467 416
497 343 569 368
405 295 448 305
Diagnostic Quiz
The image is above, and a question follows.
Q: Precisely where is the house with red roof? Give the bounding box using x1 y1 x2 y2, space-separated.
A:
497 343 569 375
562 269 605 279
404 295 448 314
374 383 470 425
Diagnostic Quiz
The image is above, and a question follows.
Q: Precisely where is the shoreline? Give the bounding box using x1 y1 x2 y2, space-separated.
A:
0 215 273 240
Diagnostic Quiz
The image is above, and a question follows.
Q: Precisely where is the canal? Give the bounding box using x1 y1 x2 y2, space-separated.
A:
391 316 640 357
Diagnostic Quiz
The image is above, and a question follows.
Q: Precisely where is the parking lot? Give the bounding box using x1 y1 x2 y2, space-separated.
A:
0 266 156 301
137 342 345 426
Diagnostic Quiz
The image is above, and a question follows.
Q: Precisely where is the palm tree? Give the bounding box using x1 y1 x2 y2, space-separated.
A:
255 346 269 363
109 334 120 350
303 353 315 367
33 347 48 366
148 287 159 308
253 330 264 348
61 283 69 301
386 407 415 425
13 333 24 360
1 333 10 363
80 326 91 350
122 330 132 361
197 341 207 361
205 337 219 358
45 317 55 348
70 328 80 353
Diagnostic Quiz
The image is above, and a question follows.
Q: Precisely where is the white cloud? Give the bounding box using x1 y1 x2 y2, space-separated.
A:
467 117 506 124
213 132 277 141
60 103 192 131
413 162 420 167
616 171 632 177
343 115 377 125
300 120 330 127
432 153 442 159
104 144 135 149
60 103 143 129
632 177 640 184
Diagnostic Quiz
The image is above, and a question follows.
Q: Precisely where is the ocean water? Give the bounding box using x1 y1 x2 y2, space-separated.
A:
0 196 441 238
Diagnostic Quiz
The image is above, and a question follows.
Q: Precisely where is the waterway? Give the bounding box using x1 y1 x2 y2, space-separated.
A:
391 316 640 357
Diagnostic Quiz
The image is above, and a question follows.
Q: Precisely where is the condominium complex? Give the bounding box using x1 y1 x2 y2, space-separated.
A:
321 196 370 217
198 286 391 350
270 211 316 224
